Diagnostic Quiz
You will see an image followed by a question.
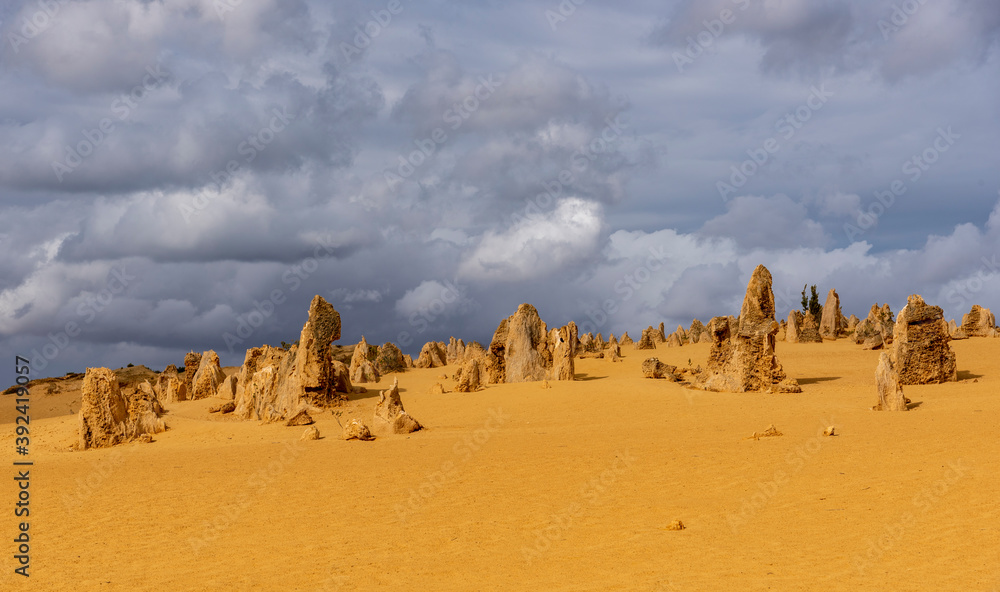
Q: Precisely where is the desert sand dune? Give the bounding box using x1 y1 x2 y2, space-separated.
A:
2 337 999 591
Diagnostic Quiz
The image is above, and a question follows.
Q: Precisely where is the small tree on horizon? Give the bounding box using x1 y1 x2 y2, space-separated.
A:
801 285 822 318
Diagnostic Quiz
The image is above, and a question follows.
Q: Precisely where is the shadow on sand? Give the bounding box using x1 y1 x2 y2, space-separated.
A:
796 376 841 385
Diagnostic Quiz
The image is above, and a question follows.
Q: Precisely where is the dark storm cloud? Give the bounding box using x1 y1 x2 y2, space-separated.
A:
0 0 999 378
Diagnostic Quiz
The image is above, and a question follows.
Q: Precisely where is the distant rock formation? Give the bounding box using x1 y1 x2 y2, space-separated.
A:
375 342 407 375
853 304 894 345
620 332 633 347
191 350 226 399
891 295 957 384
666 332 682 347
819 289 845 339
786 310 822 343
183 351 201 396
155 365 186 403
233 295 345 421
372 378 422 435
961 304 996 337
446 337 466 364
78 367 165 449
694 265 801 393
688 319 708 344
635 327 658 350
415 341 447 368
349 338 381 384
847 315 859 331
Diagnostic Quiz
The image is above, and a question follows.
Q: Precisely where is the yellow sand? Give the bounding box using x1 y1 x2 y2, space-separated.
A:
2 339 999 591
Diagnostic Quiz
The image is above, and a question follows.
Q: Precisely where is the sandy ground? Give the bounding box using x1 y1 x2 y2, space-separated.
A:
2 338 999 591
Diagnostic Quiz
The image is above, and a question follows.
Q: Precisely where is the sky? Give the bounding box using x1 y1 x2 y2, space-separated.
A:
1 0 999 377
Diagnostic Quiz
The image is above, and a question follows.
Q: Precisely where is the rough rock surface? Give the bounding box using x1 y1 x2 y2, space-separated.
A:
415 341 447 369
819 289 845 339
487 304 552 383
233 295 345 421
854 304 895 345
667 332 682 347
284 407 315 426
641 358 678 380
349 337 377 382
620 332 633 347
183 352 202 396
549 322 578 381
155 365 187 403
454 358 483 392
891 295 957 385
847 315 859 331
961 305 996 337
862 334 884 350
375 342 407 375
191 350 226 400
372 378 422 435
343 418 373 441
695 265 801 393
874 352 908 411
78 367 165 450
635 327 658 350
216 374 238 400
688 319 708 344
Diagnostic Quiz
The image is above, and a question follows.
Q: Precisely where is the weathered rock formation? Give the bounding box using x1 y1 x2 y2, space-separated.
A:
154 365 187 403
216 374 238 400
891 295 957 385
372 378 422 435
853 304 894 345
233 295 345 421
191 350 226 400
874 352 908 411
786 310 822 344
78 367 165 449
343 418 374 441
375 342 407 375
634 326 658 350
454 359 482 392
961 304 996 337
695 265 801 393
415 341 447 369
183 351 201 396
446 337 466 364
620 332 633 347
667 332 682 347
641 358 679 380
819 289 845 339
486 304 551 383
549 321 577 381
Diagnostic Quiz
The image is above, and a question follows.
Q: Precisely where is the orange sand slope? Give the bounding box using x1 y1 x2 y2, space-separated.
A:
2 339 999 591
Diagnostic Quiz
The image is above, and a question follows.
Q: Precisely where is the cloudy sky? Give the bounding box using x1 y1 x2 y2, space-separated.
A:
1 0 999 376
